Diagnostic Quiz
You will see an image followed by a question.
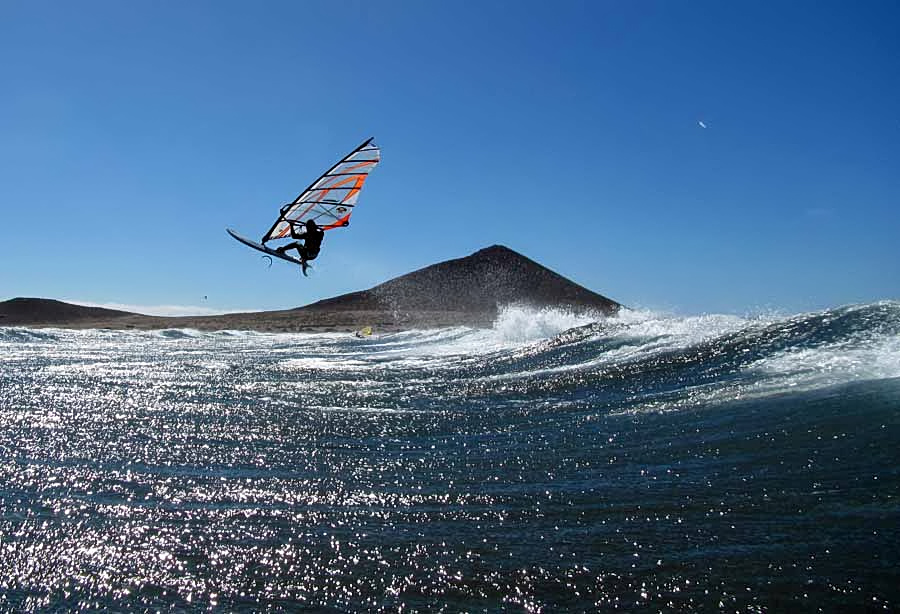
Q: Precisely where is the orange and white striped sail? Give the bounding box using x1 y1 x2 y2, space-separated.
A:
263 138 380 242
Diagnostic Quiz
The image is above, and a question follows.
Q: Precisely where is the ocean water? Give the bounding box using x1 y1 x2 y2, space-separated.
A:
1 302 899 612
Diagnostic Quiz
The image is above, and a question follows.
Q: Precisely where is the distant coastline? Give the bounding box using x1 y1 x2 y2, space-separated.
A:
1 245 621 333
0 300 496 333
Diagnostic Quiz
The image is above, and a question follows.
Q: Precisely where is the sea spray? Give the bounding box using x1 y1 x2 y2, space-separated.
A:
490 303 604 344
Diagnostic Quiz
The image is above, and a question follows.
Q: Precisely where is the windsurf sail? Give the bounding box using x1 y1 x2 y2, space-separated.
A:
262 138 381 242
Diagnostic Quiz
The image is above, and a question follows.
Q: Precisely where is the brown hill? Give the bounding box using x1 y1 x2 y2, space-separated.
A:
1 245 620 331
0 297 137 326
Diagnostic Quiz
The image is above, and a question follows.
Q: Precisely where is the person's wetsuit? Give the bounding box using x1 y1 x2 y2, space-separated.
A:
275 222 324 272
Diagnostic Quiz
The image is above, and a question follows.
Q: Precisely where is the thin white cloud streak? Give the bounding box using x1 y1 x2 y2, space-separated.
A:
63 300 242 317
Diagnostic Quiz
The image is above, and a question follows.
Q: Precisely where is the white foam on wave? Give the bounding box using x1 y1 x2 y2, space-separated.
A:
490 304 602 344
382 305 608 361
361 327 475 353
281 357 373 371
0 327 61 344
330 306 755 375
613 308 757 345
615 332 900 416
612 304 900 415
594 309 760 367
752 332 900 391
466 309 759 383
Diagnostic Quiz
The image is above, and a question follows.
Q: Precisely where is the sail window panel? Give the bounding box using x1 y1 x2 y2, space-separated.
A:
262 139 380 242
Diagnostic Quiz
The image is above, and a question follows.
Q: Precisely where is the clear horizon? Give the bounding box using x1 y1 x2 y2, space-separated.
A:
2 1 898 317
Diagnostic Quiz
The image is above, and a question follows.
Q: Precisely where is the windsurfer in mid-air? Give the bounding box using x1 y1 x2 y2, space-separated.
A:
275 219 324 275
226 138 380 277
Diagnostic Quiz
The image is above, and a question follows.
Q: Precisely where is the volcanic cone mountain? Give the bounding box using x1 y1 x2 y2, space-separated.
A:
303 245 620 315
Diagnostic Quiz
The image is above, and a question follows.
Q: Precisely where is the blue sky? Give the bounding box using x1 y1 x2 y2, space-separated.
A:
2 0 898 316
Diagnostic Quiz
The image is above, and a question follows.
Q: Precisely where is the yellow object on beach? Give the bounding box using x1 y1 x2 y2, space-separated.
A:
355 326 373 338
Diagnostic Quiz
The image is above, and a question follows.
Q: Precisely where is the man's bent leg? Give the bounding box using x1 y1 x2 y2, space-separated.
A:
275 242 299 255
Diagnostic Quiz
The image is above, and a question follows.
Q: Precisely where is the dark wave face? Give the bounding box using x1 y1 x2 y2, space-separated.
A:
1 302 899 612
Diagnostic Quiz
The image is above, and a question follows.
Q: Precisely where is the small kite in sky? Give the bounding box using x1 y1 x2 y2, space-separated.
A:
698 120 707 129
